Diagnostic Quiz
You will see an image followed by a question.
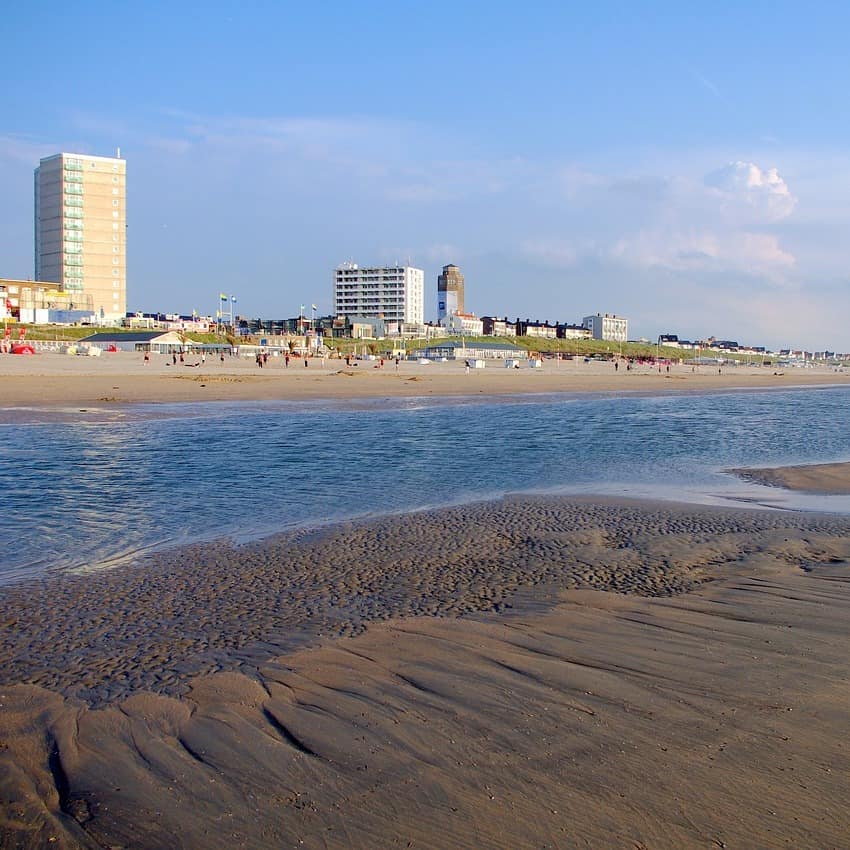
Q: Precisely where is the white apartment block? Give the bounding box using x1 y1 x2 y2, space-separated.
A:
334 263 424 325
35 152 127 322
582 313 629 342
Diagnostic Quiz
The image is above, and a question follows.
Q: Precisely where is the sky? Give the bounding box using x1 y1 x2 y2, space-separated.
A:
3 1 850 351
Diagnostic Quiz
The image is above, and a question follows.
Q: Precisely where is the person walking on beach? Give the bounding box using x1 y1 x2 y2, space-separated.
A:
285 354 290 368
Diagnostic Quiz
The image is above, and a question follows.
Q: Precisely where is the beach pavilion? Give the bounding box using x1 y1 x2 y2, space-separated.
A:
79 331 194 354
413 340 528 360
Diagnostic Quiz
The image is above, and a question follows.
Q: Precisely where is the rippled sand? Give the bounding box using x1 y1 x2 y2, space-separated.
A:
2 496 850 848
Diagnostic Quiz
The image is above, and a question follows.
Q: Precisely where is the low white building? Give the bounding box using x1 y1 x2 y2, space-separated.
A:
440 312 484 336
582 313 629 342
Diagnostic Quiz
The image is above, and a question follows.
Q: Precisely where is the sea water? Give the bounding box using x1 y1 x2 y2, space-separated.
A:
2 385 850 584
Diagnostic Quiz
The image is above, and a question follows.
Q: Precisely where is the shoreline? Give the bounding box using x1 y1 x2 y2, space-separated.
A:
2 494 850 847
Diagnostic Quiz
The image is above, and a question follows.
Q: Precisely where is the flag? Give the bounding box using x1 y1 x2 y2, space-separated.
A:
311 304 317 311
219 293 227 301
300 304 305 313
231 296 237 303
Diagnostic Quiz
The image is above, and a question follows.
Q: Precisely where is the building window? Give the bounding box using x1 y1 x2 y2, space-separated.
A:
112 269 119 276
112 258 119 264
112 212 118 218
112 223 119 230
112 200 119 207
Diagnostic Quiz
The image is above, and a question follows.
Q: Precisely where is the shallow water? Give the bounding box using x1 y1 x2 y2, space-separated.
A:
2 385 850 583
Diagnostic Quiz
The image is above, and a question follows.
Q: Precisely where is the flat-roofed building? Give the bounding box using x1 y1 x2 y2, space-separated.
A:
333 262 424 325
35 152 126 322
441 311 483 336
582 313 628 342
1 277 93 323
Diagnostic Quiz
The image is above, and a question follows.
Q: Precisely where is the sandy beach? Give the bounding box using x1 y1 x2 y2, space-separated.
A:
3 357 850 848
1 349 849 406
2 495 850 848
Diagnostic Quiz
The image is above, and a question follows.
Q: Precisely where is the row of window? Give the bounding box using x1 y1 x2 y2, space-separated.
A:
65 159 121 172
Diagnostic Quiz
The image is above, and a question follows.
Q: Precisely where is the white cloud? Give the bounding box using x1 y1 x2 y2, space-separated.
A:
609 229 794 278
704 160 797 221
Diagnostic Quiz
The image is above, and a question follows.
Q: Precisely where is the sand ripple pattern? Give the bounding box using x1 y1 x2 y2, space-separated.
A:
2 496 849 707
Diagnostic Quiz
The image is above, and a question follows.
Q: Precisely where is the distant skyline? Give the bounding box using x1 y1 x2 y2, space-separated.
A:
3 2 850 350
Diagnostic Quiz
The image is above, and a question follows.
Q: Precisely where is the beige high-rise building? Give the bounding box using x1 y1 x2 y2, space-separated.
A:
35 152 126 322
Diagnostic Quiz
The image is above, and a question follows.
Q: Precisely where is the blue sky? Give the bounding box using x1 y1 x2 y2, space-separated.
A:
3 1 850 350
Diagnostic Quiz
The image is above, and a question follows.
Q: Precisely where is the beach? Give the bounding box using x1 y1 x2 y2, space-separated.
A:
2 358 850 848
1 349 849 406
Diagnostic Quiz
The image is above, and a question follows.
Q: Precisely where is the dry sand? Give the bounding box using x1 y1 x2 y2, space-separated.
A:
2 496 850 849
1 349 849 406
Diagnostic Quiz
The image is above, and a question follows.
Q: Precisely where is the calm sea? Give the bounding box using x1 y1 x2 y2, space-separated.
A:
2 386 850 584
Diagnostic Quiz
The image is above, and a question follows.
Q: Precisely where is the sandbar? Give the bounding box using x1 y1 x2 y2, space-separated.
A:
730 460 850 494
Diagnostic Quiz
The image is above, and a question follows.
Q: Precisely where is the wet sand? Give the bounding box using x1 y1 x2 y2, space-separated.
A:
1 349 849 406
730 460 850 494
2 496 850 848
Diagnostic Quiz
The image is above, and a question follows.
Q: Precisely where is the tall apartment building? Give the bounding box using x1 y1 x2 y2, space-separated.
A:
35 152 127 322
334 262 424 324
437 263 464 321
582 313 629 342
